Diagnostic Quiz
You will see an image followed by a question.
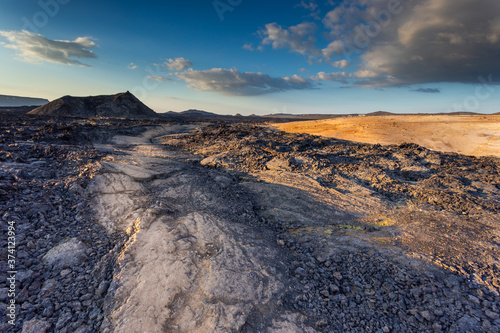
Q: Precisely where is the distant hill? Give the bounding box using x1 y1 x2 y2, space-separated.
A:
161 109 223 121
261 113 352 120
365 111 395 116
0 94 49 107
437 111 481 116
28 92 157 118
181 109 219 116
159 110 345 122
161 109 251 122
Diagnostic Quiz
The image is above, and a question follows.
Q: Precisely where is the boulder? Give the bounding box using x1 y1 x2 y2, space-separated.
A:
43 238 87 268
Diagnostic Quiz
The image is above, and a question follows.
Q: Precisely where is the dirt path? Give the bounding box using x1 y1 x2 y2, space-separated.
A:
90 125 314 333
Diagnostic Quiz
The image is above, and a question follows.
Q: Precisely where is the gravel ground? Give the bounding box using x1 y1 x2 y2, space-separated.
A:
0 115 157 333
1 118 499 332
162 123 500 332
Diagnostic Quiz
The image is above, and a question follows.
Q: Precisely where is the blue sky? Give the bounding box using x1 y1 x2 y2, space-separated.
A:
1 0 499 115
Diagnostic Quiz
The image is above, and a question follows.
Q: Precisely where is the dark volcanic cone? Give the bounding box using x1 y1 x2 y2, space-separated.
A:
28 91 157 118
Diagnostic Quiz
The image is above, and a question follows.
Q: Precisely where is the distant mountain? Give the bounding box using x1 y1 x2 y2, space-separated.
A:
0 94 49 107
28 92 157 118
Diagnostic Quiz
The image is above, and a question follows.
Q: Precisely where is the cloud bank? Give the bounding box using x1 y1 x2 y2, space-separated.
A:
176 68 313 95
355 0 500 86
257 0 500 87
0 30 97 66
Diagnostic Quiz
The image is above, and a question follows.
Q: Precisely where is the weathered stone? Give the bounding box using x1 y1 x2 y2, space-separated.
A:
295 267 308 277
55 312 73 330
43 238 87 268
22 318 51 333
96 281 110 297
60 269 72 277
420 310 434 321
449 315 481 333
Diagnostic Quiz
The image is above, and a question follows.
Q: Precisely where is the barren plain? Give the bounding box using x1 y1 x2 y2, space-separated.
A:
274 115 500 158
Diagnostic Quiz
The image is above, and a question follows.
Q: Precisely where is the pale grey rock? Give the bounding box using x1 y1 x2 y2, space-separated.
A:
43 238 87 268
22 318 51 333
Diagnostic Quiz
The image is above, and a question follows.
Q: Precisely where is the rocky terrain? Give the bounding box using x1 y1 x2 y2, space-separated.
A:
162 123 500 332
0 115 499 332
0 114 159 332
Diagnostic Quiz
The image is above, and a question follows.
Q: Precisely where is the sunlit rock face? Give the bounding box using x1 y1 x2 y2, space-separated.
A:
28 91 157 118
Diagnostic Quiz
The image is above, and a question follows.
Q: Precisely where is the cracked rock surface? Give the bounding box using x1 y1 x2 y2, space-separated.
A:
93 126 313 332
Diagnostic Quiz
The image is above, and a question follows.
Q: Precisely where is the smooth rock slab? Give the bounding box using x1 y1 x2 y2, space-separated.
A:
104 212 291 333
102 162 160 181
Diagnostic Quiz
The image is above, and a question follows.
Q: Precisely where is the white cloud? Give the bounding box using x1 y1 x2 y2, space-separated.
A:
312 71 350 82
127 62 138 70
332 59 349 68
284 74 309 84
242 43 254 51
323 7 343 27
322 4 363 35
295 1 321 20
176 68 314 95
322 40 344 60
0 30 97 66
148 76 172 81
260 22 319 56
164 57 192 71
353 69 379 78
296 1 318 12
242 43 263 52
